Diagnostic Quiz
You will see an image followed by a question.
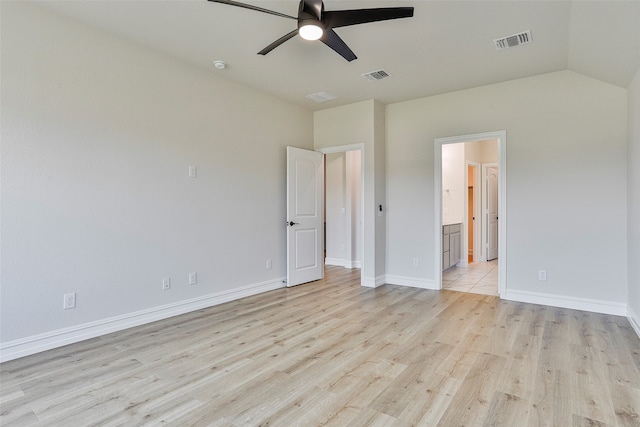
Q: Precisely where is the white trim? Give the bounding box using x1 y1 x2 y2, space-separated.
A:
345 153 354 271
317 143 364 155
346 260 362 269
434 142 443 290
434 131 507 296
505 289 627 316
0 278 285 363
325 258 361 269
325 257 347 267
497 136 507 297
628 305 640 339
385 275 437 290
362 275 386 288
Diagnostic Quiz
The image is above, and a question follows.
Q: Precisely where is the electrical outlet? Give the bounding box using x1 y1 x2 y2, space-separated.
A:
63 292 76 310
538 270 547 281
162 277 170 290
188 166 197 178
413 258 419 267
189 272 197 285
266 259 272 270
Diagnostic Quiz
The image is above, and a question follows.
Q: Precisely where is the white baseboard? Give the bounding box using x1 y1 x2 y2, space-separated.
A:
385 275 438 290
347 260 362 269
0 277 285 363
325 258 361 269
504 289 627 316
362 275 386 288
628 305 640 339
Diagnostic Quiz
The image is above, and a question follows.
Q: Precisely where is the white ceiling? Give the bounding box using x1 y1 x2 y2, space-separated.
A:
36 0 640 111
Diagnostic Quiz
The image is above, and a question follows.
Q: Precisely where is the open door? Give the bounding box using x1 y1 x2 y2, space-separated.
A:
486 166 498 261
286 147 324 287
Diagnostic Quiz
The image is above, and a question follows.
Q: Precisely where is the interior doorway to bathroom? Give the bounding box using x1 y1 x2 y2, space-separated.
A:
434 131 506 297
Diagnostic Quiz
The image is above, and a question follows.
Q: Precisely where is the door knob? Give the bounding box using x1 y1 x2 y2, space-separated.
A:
288 221 299 226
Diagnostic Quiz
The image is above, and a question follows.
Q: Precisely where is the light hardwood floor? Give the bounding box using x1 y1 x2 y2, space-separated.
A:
2 266 639 426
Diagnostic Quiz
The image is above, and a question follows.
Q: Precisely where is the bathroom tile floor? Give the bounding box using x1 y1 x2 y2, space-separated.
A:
442 259 498 296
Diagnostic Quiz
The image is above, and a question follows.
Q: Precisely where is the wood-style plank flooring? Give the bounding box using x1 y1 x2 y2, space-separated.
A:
2 266 640 426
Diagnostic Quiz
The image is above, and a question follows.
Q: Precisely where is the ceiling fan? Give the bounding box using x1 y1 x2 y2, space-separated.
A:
207 0 414 62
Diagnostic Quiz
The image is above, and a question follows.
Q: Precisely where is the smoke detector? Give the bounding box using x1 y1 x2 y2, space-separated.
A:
213 60 227 69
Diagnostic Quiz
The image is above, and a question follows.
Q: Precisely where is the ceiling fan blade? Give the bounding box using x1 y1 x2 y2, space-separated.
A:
323 7 414 29
207 0 297 20
258 29 299 55
321 29 357 62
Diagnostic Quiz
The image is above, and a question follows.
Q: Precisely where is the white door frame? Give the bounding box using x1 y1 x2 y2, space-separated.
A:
317 143 365 286
463 160 481 266
434 131 507 296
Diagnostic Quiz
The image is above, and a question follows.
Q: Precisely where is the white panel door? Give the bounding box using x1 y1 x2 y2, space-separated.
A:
287 147 324 287
487 166 499 261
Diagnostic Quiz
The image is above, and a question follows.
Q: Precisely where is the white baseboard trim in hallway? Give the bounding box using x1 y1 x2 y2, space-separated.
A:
362 275 386 288
325 258 361 269
505 289 627 317
385 275 437 290
0 277 285 363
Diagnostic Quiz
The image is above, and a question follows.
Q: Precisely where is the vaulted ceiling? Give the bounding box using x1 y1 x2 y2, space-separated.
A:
36 0 640 111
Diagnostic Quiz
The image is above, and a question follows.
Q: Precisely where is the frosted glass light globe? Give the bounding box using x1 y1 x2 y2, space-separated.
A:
299 23 323 41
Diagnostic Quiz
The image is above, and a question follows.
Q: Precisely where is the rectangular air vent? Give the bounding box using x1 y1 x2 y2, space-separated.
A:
306 92 337 103
494 30 532 51
361 69 390 81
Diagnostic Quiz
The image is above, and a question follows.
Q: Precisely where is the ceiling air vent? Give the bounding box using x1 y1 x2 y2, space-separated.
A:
361 69 390 81
494 30 532 51
306 92 337 103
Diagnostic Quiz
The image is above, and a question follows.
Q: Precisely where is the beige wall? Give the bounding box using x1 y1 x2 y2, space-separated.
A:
386 70 628 308
1 2 313 353
314 100 386 285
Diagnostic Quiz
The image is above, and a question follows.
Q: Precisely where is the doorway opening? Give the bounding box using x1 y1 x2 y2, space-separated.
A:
466 162 480 264
434 131 506 297
320 145 365 284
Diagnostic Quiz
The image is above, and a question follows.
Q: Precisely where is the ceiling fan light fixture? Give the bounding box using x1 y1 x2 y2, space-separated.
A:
299 20 323 41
